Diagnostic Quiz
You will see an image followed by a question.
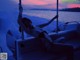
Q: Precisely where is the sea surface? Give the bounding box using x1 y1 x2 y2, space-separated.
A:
24 10 80 23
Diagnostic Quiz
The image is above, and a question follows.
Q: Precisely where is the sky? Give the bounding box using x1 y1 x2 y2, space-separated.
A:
13 0 80 9
0 0 18 11
0 0 80 11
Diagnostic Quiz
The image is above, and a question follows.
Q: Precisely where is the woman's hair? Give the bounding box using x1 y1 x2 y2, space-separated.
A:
21 17 32 24
21 17 33 28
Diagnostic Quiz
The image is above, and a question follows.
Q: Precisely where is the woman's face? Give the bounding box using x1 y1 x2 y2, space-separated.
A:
27 23 34 29
22 18 33 29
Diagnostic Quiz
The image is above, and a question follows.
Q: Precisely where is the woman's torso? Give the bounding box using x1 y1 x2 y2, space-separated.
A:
26 26 44 37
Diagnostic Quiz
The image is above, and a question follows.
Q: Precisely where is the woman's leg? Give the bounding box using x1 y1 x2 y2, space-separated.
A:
43 33 54 44
38 32 53 50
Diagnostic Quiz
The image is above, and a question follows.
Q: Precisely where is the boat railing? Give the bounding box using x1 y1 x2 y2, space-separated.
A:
63 21 80 30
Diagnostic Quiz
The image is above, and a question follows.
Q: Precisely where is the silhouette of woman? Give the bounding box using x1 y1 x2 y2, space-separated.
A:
18 15 58 44
17 3 58 44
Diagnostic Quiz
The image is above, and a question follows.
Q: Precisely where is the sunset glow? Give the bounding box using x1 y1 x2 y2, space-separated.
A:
13 0 80 8
22 0 48 5
14 0 63 5
67 4 80 8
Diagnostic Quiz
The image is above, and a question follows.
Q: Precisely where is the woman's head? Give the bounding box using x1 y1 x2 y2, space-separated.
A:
21 17 33 28
21 17 32 24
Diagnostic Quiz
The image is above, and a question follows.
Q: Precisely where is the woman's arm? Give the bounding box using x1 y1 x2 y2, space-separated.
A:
38 15 58 28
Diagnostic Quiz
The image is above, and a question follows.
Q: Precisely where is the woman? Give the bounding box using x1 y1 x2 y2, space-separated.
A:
18 15 58 44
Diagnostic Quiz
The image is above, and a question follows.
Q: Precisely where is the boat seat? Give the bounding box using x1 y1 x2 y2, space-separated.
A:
16 37 73 60
50 29 80 51
16 52 66 60
6 29 77 60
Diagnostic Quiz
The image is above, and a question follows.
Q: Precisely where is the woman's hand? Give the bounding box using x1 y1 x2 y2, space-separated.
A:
54 15 58 19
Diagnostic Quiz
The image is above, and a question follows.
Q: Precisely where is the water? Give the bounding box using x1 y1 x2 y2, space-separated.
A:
24 10 80 23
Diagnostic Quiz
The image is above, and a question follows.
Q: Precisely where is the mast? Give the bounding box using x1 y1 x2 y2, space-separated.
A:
56 0 59 32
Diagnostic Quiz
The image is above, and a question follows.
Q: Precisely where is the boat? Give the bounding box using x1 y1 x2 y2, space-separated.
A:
6 21 80 60
6 0 80 60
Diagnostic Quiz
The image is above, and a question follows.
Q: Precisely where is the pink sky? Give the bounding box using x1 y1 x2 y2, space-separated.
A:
14 0 80 8
67 4 80 8
21 0 60 5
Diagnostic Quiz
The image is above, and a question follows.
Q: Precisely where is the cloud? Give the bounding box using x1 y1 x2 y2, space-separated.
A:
67 4 80 8
14 0 60 5
2 0 80 10
61 0 80 4
14 0 61 9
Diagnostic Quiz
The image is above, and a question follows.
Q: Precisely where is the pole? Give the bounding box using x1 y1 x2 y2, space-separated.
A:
19 0 24 40
56 0 59 32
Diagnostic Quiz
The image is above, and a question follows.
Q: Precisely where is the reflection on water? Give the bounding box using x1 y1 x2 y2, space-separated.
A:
24 10 80 22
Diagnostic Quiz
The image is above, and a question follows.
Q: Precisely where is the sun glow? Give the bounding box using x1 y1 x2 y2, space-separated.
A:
13 0 80 8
